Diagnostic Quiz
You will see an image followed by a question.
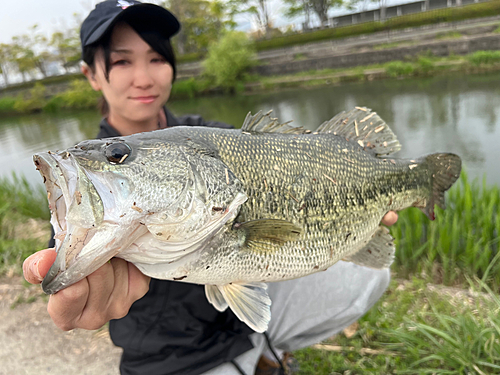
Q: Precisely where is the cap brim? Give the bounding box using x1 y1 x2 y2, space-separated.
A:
85 3 180 47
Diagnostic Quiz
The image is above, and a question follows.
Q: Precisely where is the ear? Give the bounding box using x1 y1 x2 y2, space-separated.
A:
81 63 101 91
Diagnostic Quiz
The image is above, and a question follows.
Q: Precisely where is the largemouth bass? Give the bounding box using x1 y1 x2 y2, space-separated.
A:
33 107 461 332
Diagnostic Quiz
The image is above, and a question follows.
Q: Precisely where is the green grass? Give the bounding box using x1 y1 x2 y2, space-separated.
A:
373 42 404 51
1 167 500 372
254 0 500 51
0 174 50 275
435 31 463 40
467 50 500 65
391 171 500 290
0 96 17 114
294 277 500 373
4 49 500 113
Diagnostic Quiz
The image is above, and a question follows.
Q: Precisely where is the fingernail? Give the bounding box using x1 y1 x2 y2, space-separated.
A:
31 260 42 280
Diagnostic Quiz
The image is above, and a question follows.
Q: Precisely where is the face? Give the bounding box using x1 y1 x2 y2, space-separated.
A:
85 22 173 132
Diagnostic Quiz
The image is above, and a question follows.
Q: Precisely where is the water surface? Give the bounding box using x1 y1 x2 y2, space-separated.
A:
1 72 499 186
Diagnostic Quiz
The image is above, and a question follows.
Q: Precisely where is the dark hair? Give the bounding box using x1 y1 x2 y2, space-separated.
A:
82 16 176 115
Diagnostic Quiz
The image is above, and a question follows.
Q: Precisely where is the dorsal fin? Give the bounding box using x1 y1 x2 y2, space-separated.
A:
241 110 306 134
316 107 402 157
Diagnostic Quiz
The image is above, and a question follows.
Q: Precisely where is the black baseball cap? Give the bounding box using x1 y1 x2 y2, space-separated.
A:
80 0 180 47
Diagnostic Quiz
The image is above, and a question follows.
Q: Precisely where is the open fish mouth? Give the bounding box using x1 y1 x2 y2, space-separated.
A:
33 151 139 294
34 151 101 293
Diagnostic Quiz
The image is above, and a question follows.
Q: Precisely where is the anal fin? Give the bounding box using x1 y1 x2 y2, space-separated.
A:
205 282 271 333
343 226 395 269
205 285 228 312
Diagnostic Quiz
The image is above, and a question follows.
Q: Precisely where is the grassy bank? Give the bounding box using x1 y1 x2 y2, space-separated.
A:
255 0 500 51
295 277 500 373
251 50 500 92
0 174 50 275
1 170 499 372
2 50 500 115
392 171 500 289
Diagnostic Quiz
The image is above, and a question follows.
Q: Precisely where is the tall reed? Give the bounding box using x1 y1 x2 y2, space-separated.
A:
391 171 500 289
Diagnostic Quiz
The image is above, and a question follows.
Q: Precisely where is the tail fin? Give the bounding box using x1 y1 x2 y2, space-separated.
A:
419 153 461 220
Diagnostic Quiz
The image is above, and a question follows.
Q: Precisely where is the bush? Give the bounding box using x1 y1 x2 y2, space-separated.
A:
0 96 17 114
171 77 204 99
13 82 47 113
416 56 434 74
203 31 256 92
467 50 500 66
44 79 101 112
177 52 204 64
385 61 415 77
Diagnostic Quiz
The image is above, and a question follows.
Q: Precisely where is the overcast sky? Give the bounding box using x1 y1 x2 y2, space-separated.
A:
0 0 412 46
0 0 268 45
0 0 94 44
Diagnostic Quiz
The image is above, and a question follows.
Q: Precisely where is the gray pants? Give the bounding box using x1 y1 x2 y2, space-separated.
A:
202 261 390 375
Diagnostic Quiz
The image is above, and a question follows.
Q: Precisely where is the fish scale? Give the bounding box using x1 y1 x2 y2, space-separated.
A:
34 107 461 332
172 130 422 285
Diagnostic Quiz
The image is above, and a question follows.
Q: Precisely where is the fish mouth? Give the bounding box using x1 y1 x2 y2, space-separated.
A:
34 151 133 294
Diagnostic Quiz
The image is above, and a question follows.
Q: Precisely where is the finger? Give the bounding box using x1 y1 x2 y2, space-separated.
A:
382 211 398 226
76 262 116 329
127 263 151 302
106 258 133 319
22 249 57 284
48 278 90 331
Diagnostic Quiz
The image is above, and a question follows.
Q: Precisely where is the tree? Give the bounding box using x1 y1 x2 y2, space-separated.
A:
49 31 81 73
283 0 345 27
0 43 13 85
10 25 51 80
164 0 233 55
283 0 313 30
227 0 274 36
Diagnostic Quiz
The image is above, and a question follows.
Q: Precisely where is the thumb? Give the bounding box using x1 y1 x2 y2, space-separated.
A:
23 249 57 284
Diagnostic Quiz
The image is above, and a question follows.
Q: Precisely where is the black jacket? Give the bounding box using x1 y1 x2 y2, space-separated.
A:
51 108 254 375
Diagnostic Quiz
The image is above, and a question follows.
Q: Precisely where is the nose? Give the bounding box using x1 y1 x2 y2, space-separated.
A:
132 64 154 89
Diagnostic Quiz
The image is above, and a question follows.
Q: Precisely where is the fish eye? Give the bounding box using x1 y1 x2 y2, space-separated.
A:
105 142 132 164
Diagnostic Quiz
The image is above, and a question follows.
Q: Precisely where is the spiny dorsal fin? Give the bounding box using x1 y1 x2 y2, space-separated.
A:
343 226 395 269
316 107 402 157
240 110 306 134
234 219 302 249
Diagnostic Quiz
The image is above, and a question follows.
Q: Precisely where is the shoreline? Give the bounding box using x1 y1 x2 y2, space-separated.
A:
1 50 500 115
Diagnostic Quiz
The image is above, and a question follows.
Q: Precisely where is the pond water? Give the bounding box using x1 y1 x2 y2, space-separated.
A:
1 72 500 187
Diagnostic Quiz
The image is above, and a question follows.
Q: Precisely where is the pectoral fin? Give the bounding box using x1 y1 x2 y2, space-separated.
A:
205 282 271 333
235 219 302 250
343 226 395 269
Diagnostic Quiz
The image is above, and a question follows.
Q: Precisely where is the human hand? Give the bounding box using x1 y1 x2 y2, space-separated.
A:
23 249 150 331
381 211 398 226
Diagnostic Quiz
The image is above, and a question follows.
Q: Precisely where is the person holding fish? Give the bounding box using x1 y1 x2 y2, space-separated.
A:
22 1 406 375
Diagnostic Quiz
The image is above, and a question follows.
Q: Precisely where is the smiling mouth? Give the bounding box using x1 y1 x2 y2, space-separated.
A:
130 96 158 103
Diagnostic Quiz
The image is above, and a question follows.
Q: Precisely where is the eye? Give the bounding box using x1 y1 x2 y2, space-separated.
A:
112 59 129 66
151 55 166 63
105 142 132 164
